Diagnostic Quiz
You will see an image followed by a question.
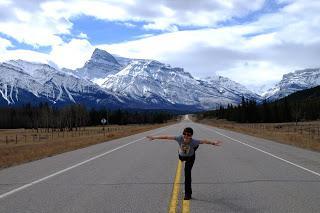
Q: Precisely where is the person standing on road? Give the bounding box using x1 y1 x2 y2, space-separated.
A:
147 127 222 200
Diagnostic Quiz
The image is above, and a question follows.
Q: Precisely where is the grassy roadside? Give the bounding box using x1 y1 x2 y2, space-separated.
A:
0 121 177 169
195 117 320 152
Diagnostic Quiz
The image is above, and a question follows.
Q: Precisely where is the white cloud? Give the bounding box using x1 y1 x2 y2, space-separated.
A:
78 32 88 39
0 21 65 47
41 0 129 22
133 34 154 39
0 0 71 47
49 38 94 69
0 0 12 6
0 36 94 71
0 36 51 64
121 22 136 28
216 61 291 86
0 0 268 50
0 38 94 70
0 49 50 64
143 21 179 32
132 0 265 30
0 0 319 91
39 0 267 31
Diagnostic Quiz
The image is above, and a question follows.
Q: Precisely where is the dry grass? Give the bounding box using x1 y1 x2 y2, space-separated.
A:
196 118 320 152
0 121 177 169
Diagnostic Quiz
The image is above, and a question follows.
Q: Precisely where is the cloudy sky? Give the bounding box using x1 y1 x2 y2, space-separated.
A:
0 0 319 92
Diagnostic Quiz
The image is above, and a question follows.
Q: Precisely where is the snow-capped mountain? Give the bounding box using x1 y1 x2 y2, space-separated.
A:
0 60 126 108
264 68 320 100
101 58 260 109
200 76 260 102
1 48 264 110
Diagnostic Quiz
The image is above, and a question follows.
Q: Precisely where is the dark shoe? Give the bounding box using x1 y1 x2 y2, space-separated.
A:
184 194 192 200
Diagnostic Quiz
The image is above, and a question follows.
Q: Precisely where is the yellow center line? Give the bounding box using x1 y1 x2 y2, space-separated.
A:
182 199 190 213
168 160 182 213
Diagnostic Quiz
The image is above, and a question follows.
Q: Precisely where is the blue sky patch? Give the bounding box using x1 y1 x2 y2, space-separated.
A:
70 15 162 45
0 32 52 53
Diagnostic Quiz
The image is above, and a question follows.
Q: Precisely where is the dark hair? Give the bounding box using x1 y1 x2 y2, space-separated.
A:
183 127 193 135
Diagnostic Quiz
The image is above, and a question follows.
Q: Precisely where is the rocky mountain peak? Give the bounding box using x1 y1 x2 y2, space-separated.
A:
74 49 122 80
90 48 120 65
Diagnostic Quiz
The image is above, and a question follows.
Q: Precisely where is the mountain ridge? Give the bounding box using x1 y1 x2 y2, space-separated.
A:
264 68 320 100
2 48 319 110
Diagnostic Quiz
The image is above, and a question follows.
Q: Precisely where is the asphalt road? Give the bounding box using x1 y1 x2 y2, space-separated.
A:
0 118 319 213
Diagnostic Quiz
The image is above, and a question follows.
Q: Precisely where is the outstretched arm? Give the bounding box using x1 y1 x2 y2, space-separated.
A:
147 135 176 141
199 139 223 146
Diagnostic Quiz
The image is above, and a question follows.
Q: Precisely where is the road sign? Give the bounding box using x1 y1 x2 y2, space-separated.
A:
101 118 107 125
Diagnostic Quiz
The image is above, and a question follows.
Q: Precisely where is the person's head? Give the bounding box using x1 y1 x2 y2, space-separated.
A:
182 127 193 142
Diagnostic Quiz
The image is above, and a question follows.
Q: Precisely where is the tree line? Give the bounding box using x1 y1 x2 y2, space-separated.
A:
0 103 174 129
200 93 320 123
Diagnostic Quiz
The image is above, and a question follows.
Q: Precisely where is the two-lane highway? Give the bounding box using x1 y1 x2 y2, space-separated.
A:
0 119 319 212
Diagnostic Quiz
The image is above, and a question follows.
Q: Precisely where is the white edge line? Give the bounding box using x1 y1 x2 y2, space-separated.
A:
0 125 174 200
199 123 320 178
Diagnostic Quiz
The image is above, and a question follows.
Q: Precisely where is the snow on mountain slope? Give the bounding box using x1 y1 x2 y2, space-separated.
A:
200 76 260 100
101 58 261 109
0 60 125 107
264 68 320 100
